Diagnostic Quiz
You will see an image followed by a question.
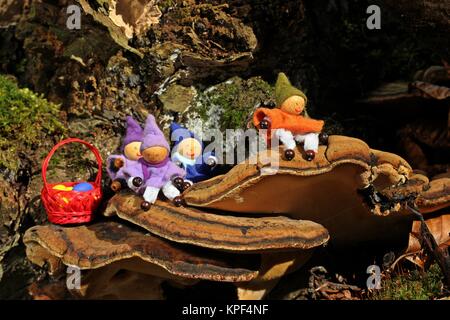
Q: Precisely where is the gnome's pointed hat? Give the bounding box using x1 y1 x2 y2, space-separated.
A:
140 115 170 151
275 72 308 106
169 122 202 149
122 116 144 151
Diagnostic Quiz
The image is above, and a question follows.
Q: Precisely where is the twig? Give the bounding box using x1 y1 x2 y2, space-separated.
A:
407 203 450 287
388 251 422 272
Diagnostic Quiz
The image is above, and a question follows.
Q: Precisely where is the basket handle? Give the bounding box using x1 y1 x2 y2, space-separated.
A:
42 138 103 193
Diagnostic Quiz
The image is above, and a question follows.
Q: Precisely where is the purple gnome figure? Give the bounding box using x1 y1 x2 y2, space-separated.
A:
107 116 143 192
126 115 186 210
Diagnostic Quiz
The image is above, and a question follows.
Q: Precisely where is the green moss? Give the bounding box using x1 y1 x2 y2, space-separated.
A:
370 264 446 300
159 0 178 13
197 77 274 131
0 75 65 170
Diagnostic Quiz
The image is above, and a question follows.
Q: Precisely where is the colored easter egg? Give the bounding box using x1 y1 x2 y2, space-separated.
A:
73 182 94 192
53 184 73 191
56 195 70 207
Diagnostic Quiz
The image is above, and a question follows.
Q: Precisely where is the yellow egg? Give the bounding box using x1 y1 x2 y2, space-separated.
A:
53 185 73 191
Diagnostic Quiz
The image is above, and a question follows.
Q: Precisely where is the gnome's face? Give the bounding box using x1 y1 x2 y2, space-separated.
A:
123 141 142 160
280 95 306 115
177 138 202 160
142 146 169 164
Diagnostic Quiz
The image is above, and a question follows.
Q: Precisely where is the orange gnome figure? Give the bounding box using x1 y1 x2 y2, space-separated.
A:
253 72 328 161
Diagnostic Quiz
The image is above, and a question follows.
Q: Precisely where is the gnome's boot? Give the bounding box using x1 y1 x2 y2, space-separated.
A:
171 176 192 192
173 196 185 207
275 129 296 161
182 180 193 191
141 201 151 211
294 133 319 161
305 150 315 161
162 181 185 206
284 149 295 161
141 186 161 211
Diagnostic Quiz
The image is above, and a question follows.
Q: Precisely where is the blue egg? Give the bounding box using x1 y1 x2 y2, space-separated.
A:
73 182 94 192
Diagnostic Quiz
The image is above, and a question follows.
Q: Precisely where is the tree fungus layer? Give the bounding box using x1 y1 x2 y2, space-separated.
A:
24 135 449 299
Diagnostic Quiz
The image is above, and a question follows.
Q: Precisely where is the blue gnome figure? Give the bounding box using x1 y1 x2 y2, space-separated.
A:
170 122 219 187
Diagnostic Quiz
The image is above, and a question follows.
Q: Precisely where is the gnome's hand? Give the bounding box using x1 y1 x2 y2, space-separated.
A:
108 156 123 173
113 157 124 169
206 155 218 167
127 177 143 191
172 176 184 190
143 186 160 204
259 117 271 129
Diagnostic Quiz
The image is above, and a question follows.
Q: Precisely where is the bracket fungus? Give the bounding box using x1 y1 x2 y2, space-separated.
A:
24 221 263 299
23 135 449 299
104 193 329 252
183 136 447 247
101 192 329 299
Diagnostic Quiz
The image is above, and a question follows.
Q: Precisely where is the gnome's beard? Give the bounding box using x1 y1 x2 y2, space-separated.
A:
173 152 197 167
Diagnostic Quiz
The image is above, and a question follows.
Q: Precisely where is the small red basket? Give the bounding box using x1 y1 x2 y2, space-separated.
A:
41 138 103 225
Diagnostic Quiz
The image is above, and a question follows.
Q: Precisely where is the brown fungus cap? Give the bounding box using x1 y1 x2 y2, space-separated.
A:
416 177 450 213
183 136 411 209
23 221 261 282
104 193 330 252
183 135 448 247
